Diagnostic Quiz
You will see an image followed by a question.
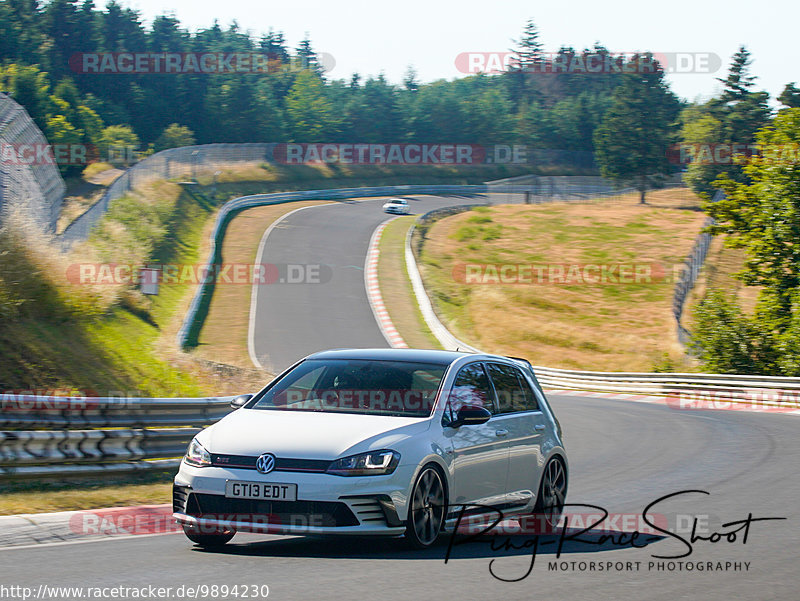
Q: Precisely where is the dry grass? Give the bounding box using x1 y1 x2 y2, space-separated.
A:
195 201 331 368
0 476 173 515
377 216 442 350
82 163 120 182
418 190 707 371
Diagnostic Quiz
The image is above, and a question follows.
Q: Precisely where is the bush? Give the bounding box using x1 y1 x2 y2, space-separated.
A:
153 124 196 153
690 289 776 374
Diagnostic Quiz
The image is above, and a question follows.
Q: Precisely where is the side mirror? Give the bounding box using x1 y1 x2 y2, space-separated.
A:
451 405 492 427
230 394 253 409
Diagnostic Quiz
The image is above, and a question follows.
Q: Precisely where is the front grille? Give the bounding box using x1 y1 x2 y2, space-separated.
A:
173 484 191 513
210 454 330 473
187 493 359 527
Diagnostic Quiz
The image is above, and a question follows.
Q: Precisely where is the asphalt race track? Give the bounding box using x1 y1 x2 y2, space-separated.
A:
249 195 484 372
2 194 797 600
2 395 798 600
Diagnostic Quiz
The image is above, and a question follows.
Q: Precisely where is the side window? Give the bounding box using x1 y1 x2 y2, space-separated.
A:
514 368 540 412
487 363 527 414
446 363 495 421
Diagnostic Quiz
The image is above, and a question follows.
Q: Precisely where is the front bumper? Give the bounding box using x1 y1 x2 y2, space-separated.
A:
173 462 412 536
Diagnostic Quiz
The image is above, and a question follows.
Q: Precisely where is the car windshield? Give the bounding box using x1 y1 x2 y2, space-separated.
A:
250 359 447 417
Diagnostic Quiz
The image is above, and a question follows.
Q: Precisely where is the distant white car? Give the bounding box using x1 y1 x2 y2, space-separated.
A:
173 348 568 549
383 198 410 214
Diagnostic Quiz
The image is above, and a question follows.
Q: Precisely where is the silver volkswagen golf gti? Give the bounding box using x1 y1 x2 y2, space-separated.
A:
173 348 568 548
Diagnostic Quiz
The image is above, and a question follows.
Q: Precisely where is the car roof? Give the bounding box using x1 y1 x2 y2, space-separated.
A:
306 347 473 366
303 348 534 370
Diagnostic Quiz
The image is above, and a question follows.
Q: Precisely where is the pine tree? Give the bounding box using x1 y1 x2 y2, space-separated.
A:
593 54 680 202
260 29 290 64
514 19 544 69
506 19 547 107
681 46 771 196
717 46 757 103
295 36 321 76
403 66 419 93
778 83 800 109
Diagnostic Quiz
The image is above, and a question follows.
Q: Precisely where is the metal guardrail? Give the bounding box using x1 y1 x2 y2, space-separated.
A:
0 395 234 480
0 396 234 429
532 365 800 395
176 184 487 350
3 365 797 480
0 428 200 466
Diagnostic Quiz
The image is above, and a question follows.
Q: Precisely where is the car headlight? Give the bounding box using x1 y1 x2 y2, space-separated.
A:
184 438 211 467
326 450 400 476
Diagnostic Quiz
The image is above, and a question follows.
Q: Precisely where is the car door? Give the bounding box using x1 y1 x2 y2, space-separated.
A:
442 362 509 512
486 362 547 509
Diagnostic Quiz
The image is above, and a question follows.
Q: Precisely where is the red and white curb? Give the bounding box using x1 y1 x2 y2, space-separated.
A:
365 218 408 349
544 388 800 415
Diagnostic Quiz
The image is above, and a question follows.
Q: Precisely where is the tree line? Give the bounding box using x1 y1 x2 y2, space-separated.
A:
4 3 800 374
1 4 797 187
0 3 672 179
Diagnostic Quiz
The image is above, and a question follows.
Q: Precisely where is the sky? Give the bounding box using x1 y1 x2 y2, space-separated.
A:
125 0 796 103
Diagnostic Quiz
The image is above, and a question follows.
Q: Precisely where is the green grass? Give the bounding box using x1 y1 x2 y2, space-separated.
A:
0 181 210 395
375 216 442 350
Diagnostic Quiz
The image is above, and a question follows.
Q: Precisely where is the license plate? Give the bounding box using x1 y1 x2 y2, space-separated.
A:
225 480 297 501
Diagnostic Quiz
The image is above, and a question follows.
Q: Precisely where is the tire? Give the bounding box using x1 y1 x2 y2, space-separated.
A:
405 465 447 549
182 524 235 547
534 457 567 530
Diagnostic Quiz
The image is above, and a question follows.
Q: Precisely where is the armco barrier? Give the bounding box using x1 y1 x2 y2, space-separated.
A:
531 365 800 396
3 367 798 480
0 394 233 480
0 396 235 429
0 428 199 466
176 185 486 350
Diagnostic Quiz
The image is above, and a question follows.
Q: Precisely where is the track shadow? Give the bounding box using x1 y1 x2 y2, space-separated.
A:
192 528 665 561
